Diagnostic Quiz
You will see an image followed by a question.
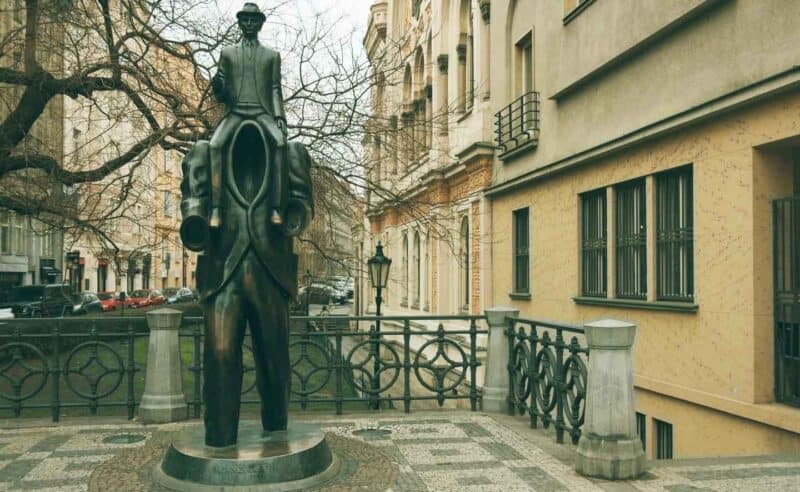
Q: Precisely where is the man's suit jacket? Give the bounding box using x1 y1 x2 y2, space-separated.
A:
212 41 286 146
181 140 313 301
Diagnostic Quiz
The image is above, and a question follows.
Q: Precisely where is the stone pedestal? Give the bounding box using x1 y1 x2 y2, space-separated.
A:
153 422 339 491
482 306 519 413
575 319 646 480
139 308 187 423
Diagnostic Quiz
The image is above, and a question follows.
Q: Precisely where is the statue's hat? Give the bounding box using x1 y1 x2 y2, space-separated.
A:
236 2 266 21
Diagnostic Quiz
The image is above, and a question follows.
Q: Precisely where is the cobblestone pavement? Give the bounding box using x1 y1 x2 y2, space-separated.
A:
0 412 799 491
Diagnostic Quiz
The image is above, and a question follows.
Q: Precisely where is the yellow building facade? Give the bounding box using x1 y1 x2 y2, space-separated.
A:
364 0 800 458
485 0 800 458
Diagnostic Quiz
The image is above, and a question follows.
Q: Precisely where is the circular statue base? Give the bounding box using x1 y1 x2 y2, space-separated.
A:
153 422 339 491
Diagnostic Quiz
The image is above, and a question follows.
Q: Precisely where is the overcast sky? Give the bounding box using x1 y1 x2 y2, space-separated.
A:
216 0 374 40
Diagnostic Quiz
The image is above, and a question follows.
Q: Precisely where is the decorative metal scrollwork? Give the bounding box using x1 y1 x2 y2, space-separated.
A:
63 341 124 400
532 332 557 427
510 336 531 413
289 339 333 396
563 337 588 443
0 342 49 402
345 326 401 395
413 325 468 406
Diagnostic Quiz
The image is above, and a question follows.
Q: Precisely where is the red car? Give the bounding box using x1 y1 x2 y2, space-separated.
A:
127 289 152 308
149 289 166 306
97 292 118 311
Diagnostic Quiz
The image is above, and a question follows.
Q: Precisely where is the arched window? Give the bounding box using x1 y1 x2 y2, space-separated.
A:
459 216 469 312
402 65 414 170
457 0 474 113
413 48 426 160
424 229 431 311
413 231 421 308
402 233 409 306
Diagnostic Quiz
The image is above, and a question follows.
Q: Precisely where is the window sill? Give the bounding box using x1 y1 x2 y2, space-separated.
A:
563 0 596 25
456 109 473 124
508 292 531 300
572 296 698 313
499 140 538 162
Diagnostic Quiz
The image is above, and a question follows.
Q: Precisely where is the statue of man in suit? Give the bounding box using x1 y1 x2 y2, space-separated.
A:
209 2 286 229
179 2 313 448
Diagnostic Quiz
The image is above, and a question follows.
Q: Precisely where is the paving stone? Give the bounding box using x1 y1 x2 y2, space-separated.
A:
680 465 800 481
0 459 40 481
479 442 525 460
430 448 461 457
394 471 428 491
453 422 491 437
456 475 492 486
511 466 567 491
28 434 72 452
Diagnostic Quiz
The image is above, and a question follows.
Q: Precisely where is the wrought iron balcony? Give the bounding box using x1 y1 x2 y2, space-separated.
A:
495 91 540 158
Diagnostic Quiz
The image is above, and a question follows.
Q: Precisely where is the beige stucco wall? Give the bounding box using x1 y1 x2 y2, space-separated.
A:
489 91 800 454
638 388 800 459
490 0 800 186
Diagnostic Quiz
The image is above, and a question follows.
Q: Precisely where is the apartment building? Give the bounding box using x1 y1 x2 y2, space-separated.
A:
363 0 494 318
0 0 65 296
485 0 800 458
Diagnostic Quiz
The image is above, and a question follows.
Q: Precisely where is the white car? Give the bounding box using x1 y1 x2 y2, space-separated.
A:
0 307 13 319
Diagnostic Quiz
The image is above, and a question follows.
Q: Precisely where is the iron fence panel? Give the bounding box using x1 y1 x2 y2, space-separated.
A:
507 317 589 444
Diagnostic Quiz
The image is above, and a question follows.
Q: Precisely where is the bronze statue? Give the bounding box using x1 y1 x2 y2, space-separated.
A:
179 2 313 448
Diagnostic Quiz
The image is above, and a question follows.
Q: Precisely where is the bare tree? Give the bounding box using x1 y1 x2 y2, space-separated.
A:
0 0 463 278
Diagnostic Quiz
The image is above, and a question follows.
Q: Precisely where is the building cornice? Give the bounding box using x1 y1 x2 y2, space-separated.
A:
486 66 800 198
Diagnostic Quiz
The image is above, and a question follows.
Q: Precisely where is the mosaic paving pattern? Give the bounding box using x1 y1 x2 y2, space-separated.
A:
0 413 799 491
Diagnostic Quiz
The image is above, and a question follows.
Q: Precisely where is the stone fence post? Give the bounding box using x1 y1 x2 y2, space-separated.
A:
575 319 645 480
139 308 188 423
482 306 519 413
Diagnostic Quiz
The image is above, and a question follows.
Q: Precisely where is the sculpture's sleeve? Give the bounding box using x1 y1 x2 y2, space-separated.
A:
272 53 286 121
179 141 211 252
211 50 228 102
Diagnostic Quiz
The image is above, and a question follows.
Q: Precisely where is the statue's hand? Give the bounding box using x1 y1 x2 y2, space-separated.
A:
211 73 226 98
277 118 287 135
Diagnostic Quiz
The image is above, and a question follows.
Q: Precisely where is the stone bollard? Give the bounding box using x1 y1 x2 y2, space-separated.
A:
482 306 519 413
139 308 188 423
575 319 645 480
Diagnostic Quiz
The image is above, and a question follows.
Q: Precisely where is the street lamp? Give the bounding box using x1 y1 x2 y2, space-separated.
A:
367 242 391 409
367 242 392 316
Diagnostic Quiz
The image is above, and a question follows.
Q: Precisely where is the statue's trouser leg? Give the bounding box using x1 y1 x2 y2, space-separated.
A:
242 251 290 432
203 280 246 447
255 114 288 213
209 113 244 215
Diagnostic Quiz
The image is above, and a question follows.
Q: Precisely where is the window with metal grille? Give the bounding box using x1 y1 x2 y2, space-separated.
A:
636 412 647 453
655 419 673 459
581 190 607 297
513 208 530 293
616 179 647 299
656 166 693 301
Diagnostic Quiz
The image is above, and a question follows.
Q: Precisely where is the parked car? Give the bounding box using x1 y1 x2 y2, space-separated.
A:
0 284 73 317
127 289 152 308
298 283 333 305
96 292 119 311
149 289 166 306
165 287 196 304
0 308 13 320
72 292 104 315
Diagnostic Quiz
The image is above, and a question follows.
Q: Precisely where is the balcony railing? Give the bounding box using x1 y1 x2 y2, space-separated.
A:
0 314 487 420
495 91 540 158
506 316 589 444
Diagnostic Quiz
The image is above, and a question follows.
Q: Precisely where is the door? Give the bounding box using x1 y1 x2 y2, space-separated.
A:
774 196 800 406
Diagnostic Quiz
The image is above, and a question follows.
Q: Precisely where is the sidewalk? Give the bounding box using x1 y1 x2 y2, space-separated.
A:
0 411 798 491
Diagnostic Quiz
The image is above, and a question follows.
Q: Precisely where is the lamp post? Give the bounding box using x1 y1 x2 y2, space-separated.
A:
367 242 391 409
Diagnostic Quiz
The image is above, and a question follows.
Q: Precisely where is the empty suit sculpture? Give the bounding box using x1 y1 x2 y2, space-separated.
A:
178 2 313 447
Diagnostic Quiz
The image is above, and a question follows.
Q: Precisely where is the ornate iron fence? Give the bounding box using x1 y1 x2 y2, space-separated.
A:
0 318 149 421
506 316 589 444
1 314 486 421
